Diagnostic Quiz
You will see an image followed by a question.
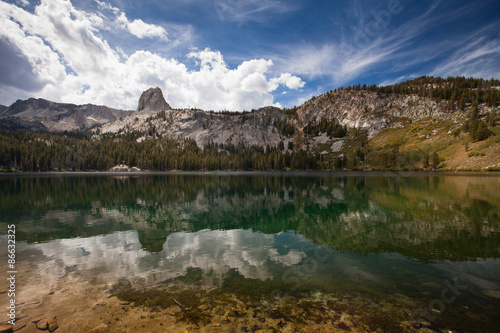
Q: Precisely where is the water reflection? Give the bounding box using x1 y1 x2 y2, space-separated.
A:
1 173 498 262
16 227 314 290
1 173 499 331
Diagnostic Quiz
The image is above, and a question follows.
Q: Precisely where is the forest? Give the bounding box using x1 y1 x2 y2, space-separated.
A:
0 76 497 172
329 76 500 108
0 131 319 172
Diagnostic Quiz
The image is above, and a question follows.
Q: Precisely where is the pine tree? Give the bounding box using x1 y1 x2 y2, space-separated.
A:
487 112 497 127
423 151 429 169
432 152 439 170
475 121 492 142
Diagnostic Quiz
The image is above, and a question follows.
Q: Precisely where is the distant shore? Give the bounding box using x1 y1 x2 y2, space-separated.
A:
1 170 500 178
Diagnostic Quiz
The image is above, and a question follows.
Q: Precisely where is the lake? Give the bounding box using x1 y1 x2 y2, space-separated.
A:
1 172 499 332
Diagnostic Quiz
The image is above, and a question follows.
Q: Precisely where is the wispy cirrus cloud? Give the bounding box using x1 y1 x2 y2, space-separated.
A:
271 1 429 85
274 0 499 90
379 74 419 87
430 29 500 79
211 0 299 22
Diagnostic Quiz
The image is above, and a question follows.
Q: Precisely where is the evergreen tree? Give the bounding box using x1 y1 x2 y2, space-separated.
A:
475 121 492 142
423 151 429 169
432 152 439 170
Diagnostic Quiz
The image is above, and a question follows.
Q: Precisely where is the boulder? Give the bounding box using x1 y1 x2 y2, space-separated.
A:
108 164 142 172
47 316 58 332
165 305 182 316
36 320 48 330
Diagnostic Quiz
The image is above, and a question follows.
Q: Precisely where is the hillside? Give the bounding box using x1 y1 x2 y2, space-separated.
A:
0 76 499 171
0 97 133 131
98 84 455 146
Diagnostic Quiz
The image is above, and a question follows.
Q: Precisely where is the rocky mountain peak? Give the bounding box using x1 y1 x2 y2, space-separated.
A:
0 97 131 132
137 87 171 113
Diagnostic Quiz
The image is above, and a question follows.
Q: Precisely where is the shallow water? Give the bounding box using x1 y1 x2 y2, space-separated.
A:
1 172 499 332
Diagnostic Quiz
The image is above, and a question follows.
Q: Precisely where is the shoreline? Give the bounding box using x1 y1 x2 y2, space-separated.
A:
1 169 500 178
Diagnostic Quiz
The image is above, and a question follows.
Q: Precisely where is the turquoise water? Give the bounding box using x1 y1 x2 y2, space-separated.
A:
1 172 499 331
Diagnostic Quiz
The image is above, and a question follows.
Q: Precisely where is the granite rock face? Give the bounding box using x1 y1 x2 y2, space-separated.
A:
108 165 142 172
0 98 131 132
98 105 287 148
98 87 481 148
136 87 171 114
295 90 448 138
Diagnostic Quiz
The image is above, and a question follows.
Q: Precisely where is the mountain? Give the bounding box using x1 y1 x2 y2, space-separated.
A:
0 117 48 132
1 76 499 171
0 88 169 132
96 77 499 170
294 89 444 138
98 78 499 146
98 105 286 148
136 87 171 114
0 97 132 132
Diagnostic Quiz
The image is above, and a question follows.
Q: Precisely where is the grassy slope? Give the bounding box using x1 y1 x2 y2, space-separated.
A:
363 116 500 170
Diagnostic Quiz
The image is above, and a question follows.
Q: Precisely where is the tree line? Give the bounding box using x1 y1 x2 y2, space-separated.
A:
0 131 319 172
329 76 500 108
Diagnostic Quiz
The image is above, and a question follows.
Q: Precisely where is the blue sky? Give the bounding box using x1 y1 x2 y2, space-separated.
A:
0 0 499 110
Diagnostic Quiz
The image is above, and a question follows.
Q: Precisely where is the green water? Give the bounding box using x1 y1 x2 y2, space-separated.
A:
1 172 499 331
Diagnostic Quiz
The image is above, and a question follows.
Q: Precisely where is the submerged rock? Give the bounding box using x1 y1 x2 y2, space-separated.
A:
36 319 48 330
0 324 14 333
197 304 209 311
165 305 182 316
47 317 58 332
482 289 500 299
35 316 58 332
89 323 108 332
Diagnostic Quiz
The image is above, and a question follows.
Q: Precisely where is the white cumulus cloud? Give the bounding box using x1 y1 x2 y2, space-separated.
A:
0 0 304 111
116 12 168 41
241 72 270 92
271 73 306 90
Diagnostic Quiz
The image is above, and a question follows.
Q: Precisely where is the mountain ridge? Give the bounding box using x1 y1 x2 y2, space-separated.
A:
1 76 499 171
96 77 499 147
0 97 133 131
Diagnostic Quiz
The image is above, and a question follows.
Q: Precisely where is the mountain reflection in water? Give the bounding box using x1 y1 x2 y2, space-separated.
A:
1 172 499 331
